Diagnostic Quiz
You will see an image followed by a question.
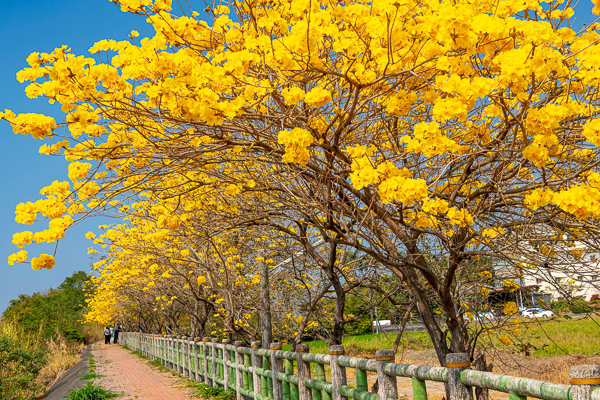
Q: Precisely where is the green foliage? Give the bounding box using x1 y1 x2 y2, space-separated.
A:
284 317 600 358
79 370 104 380
343 316 372 336
550 299 592 314
148 359 170 372
523 317 600 357
283 331 433 356
1 271 90 343
80 356 103 381
0 334 48 400
65 382 120 400
185 381 235 400
130 350 148 359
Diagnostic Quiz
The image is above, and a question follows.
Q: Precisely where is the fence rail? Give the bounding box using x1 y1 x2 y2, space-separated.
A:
120 332 600 400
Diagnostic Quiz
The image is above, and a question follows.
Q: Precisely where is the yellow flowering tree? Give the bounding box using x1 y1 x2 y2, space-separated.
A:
4 0 600 369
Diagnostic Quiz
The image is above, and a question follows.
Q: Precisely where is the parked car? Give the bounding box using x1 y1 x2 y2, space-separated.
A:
521 307 553 318
464 311 496 321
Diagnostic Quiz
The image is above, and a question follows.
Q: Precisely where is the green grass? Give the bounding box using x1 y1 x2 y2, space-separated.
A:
517 317 600 357
148 358 171 373
184 380 236 399
282 331 433 356
130 350 148 359
79 353 105 380
281 317 600 358
80 370 104 380
65 382 120 400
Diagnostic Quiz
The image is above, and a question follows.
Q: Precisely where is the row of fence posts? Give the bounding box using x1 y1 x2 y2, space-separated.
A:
120 332 600 400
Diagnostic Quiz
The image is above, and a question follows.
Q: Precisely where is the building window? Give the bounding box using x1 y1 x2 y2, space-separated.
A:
592 275 598 282
536 278 542 285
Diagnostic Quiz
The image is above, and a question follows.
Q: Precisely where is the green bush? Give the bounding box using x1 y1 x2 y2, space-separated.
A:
343 316 372 336
1 271 90 343
551 299 591 314
0 335 47 400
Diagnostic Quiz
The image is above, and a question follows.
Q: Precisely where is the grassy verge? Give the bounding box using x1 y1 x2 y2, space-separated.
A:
282 316 600 358
282 331 433 356
0 320 86 398
184 381 236 400
504 316 600 357
65 381 119 400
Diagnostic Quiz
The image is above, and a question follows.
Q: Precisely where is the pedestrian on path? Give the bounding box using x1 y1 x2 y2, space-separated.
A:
104 326 111 344
110 326 114 343
114 324 120 344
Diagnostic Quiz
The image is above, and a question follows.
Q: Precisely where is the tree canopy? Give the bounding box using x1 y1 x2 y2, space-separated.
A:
4 0 600 366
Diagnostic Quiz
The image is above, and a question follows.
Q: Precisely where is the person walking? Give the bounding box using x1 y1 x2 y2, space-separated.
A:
104 326 111 344
113 324 120 344
109 326 114 343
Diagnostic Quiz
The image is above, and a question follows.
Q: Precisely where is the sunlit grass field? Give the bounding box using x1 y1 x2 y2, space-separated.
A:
282 316 600 358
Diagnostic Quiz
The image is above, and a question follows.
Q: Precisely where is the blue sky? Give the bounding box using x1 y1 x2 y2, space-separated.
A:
0 0 156 313
0 0 597 314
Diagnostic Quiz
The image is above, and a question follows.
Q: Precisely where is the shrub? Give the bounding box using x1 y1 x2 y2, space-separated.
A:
343 317 372 336
0 334 47 400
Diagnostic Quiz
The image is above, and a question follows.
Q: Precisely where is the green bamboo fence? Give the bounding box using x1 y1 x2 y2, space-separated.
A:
119 332 600 400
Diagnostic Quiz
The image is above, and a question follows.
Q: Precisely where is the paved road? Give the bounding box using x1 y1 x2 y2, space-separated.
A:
374 323 427 333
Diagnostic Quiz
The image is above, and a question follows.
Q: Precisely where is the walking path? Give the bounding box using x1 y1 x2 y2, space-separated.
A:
93 343 193 399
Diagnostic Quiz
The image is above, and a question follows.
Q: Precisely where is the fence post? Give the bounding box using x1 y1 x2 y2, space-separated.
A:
171 336 175 372
375 350 398 400
170 336 175 370
235 341 244 400
188 338 193 378
150 335 153 359
176 336 183 375
316 361 328 400
203 337 212 386
571 365 600 400
262 351 270 399
252 341 262 400
223 339 231 391
271 342 283 400
446 353 473 400
162 336 166 366
181 336 186 375
297 344 311 400
165 336 170 368
194 338 201 382
412 379 428 400
182 337 188 377
329 345 347 400
212 338 219 385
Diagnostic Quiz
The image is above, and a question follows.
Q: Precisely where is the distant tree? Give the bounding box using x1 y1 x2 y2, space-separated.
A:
2 271 90 342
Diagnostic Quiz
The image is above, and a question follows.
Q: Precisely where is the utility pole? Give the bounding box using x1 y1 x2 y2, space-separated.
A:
259 252 273 349
258 238 325 348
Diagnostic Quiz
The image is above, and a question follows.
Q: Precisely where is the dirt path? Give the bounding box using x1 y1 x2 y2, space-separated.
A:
92 343 194 399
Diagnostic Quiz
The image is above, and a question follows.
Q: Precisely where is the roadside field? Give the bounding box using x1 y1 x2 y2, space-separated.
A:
282 316 600 358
